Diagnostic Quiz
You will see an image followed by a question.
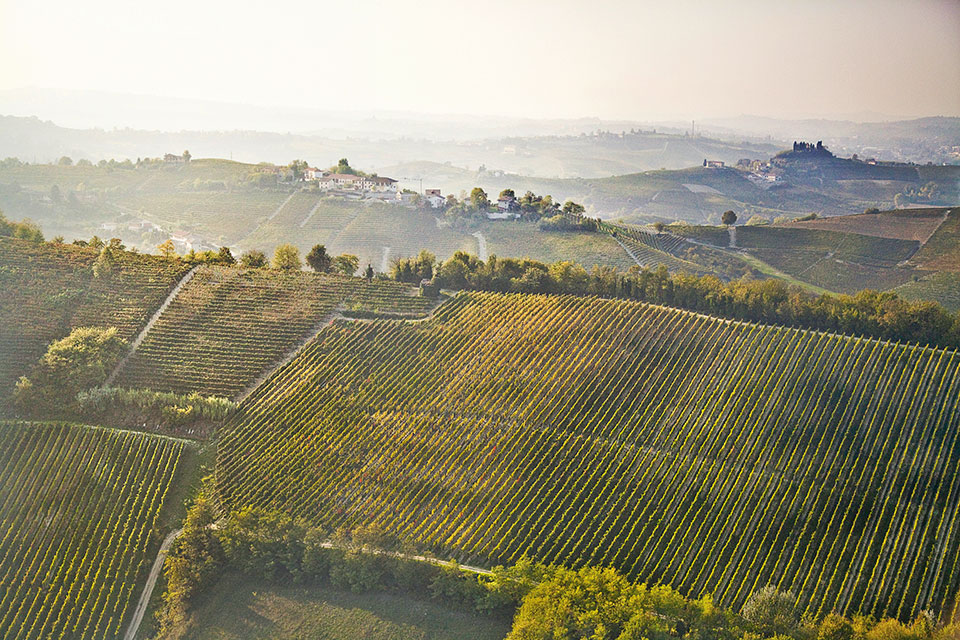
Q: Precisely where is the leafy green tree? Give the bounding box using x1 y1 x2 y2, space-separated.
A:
157 487 224 638
14 327 127 412
333 254 360 276
272 244 301 270
333 158 355 175
92 244 120 278
58 156 73 166
562 200 586 216
653 222 666 234
240 249 268 269
288 159 309 181
305 244 333 273
741 586 797 636
722 210 738 226
365 264 375 281
157 239 178 260
499 188 515 200
818 613 854 640
470 187 489 211
217 246 236 264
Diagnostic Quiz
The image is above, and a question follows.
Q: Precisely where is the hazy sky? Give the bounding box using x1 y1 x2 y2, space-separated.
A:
2 0 959 121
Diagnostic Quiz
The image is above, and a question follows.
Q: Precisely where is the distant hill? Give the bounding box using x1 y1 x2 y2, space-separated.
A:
700 115 960 164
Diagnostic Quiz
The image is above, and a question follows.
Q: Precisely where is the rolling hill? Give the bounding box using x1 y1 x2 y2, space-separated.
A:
112 265 434 398
0 422 190 640
216 291 960 622
0 237 190 396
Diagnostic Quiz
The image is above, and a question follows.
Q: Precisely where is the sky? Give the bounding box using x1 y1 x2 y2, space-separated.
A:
1 0 959 123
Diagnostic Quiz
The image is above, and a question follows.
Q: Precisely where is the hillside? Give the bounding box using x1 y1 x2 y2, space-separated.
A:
0 422 189 639
0 237 190 396
112 265 433 398
668 209 960 300
217 292 960 622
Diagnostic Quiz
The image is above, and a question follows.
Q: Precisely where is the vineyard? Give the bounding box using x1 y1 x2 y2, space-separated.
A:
115 191 288 245
0 421 187 640
0 237 189 396
113 265 434 398
217 291 960 622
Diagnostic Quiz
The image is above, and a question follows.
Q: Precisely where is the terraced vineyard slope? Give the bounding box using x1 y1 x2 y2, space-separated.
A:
0 238 190 396
0 421 187 640
113 266 433 398
218 292 960 622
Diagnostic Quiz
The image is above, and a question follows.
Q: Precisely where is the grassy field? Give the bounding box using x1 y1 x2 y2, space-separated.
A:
779 208 950 242
481 222 634 269
0 421 190 640
181 575 510 640
217 292 960 622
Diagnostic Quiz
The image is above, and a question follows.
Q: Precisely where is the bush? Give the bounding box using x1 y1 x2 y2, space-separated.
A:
741 586 798 636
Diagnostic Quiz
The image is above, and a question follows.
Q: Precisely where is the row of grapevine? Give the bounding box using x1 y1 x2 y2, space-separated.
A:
216 291 960 621
616 233 707 273
0 237 190 396
113 265 434 398
0 421 187 640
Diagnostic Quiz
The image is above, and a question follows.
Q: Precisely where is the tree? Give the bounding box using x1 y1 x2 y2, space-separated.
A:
334 158 355 175
818 614 854 640
217 246 236 264
58 156 73 166
333 254 360 276
241 250 268 269
365 264 375 281
562 200 586 217
721 210 738 226
93 244 120 279
470 187 489 211
653 222 666 234
182 149 192 163
288 159 309 181
273 244 301 270
158 239 177 260
305 244 333 273
499 188 515 200
741 586 798 636
14 327 127 412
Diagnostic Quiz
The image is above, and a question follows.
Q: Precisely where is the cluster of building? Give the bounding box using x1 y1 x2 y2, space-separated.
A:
735 158 781 187
300 167 449 208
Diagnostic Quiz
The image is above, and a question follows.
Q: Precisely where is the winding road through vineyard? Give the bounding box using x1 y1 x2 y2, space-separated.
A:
217 291 960 622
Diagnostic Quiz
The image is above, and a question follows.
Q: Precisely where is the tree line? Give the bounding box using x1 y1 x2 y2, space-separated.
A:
157 499 958 640
390 251 960 349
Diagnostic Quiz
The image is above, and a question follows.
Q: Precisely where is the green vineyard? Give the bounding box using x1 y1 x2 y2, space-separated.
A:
0 237 190 395
113 265 434 398
0 422 187 639
217 291 960 622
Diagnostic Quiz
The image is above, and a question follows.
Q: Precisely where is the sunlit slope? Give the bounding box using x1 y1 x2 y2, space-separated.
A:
113 266 433 398
0 422 186 640
217 292 960 622
0 238 189 396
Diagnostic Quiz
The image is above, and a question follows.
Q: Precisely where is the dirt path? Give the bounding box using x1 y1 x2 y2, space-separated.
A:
235 310 340 402
472 231 488 261
236 190 298 246
105 266 199 387
613 236 645 268
298 197 325 228
380 246 391 273
123 527 183 640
